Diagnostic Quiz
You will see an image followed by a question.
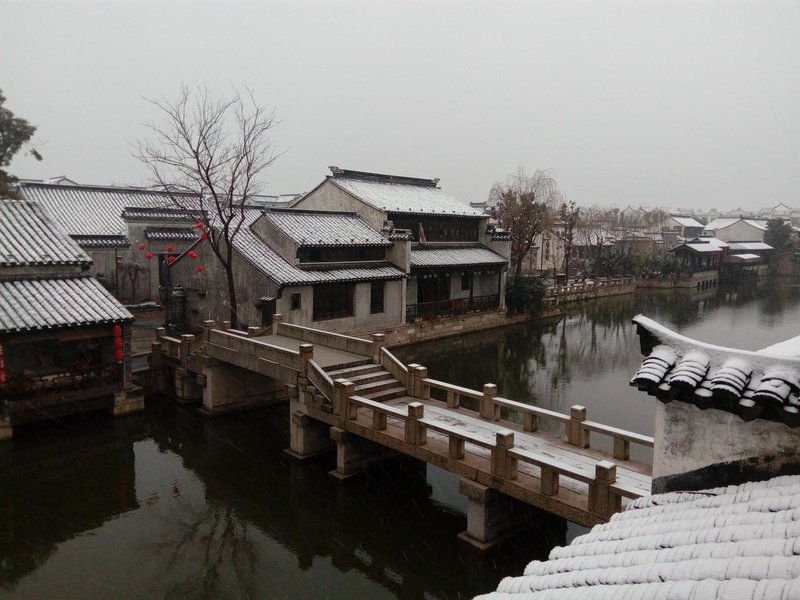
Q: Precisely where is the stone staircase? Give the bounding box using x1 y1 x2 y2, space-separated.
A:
325 363 407 402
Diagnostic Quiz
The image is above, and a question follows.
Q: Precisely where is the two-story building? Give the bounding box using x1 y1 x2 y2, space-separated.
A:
0 198 138 439
294 167 511 322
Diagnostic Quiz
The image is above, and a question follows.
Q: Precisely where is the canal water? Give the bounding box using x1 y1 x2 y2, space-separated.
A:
2 280 800 600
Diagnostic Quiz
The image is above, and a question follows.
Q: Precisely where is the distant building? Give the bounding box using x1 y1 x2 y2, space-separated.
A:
0 198 138 439
663 215 704 238
703 217 768 243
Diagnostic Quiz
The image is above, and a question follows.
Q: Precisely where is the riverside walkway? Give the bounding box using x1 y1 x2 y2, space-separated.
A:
154 316 653 546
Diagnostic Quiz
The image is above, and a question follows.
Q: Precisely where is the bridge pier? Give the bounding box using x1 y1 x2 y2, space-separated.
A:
287 411 334 460
457 478 546 554
329 427 401 480
171 367 203 403
201 363 286 415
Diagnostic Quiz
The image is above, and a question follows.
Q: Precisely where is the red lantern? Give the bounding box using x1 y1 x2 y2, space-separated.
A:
114 348 124 362
188 250 198 259
200 232 208 240
113 337 123 350
138 243 146 251
196 265 205 273
112 325 122 337
168 256 176 264
145 252 154 260
166 245 174 252
196 222 204 230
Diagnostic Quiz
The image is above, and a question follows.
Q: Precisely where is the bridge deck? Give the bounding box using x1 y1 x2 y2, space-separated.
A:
252 334 368 370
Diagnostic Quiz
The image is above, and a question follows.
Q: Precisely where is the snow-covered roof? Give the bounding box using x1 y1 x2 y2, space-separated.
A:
144 227 198 241
669 237 728 254
476 474 800 600
728 242 773 252
630 315 800 426
670 216 704 228
0 276 132 333
704 217 767 232
410 246 509 268
18 181 184 236
264 210 390 247
726 253 762 262
205 209 405 287
328 167 484 217
0 199 91 267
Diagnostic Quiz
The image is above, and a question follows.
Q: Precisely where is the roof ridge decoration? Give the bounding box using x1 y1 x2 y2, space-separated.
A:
630 315 800 426
329 166 440 188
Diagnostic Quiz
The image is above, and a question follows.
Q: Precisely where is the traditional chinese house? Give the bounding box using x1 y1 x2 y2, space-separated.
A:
0 199 139 440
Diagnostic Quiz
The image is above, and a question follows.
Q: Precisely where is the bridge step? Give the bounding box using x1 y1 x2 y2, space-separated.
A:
354 377 402 394
346 370 393 384
362 386 408 402
326 363 383 378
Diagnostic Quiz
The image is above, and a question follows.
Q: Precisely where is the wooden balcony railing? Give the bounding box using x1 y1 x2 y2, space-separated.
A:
406 294 500 322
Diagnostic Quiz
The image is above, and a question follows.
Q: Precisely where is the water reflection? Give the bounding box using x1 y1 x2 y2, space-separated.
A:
0 402 561 600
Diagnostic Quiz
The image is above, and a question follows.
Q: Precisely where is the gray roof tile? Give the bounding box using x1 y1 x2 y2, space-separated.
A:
18 182 188 236
206 209 405 286
631 315 800 426
476 475 800 600
144 227 198 241
0 199 91 266
0 276 133 333
330 176 484 217
264 211 390 247
411 246 508 268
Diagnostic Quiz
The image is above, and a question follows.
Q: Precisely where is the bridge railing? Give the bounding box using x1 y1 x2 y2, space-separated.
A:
275 319 379 359
207 329 300 370
420 378 653 461
380 347 410 391
307 359 336 405
343 395 636 519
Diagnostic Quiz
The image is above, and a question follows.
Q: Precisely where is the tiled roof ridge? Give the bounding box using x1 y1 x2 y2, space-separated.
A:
328 165 439 188
20 180 197 197
266 207 358 216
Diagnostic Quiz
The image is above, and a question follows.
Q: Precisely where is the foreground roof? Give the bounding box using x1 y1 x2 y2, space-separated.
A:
217 210 405 286
477 474 800 600
0 199 91 267
630 315 800 426
264 210 391 247
670 215 704 228
704 217 767 232
410 246 508 268
327 167 484 217
18 182 181 237
0 276 133 333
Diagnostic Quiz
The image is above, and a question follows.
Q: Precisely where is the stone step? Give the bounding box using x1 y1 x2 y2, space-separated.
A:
321 358 372 372
346 370 393 384
326 363 383 378
354 378 401 394
362 386 408 402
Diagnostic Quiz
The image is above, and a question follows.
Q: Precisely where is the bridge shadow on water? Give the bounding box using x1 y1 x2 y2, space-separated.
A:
0 398 566 600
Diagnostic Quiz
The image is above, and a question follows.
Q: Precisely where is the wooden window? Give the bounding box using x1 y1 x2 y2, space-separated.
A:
460 272 471 291
290 293 301 310
313 283 354 321
370 281 385 314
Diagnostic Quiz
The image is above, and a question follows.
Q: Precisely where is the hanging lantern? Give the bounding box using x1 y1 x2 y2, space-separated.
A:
114 348 124 363
196 265 205 273
200 232 208 240
196 222 204 230
112 325 122 338
188 250 198 259
138 243 146 251
145 252 154 260
113 337 123 350
166 245 174 253
168 256 176 264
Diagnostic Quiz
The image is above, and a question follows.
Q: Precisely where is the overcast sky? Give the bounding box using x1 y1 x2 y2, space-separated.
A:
3 0 799 210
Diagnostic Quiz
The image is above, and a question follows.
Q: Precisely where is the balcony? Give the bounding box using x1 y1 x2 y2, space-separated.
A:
406 294 500 322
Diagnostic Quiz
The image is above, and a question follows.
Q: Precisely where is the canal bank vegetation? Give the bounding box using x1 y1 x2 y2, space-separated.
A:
505 274 547 316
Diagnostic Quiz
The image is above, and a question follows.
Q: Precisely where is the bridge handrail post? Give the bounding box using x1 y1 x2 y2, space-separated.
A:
179 334 196 360
202 320 216 342
298 344 313 378
491 430 517 480
272 313 283 336
480 384 499 421
247 327 260 337
334 378 355 417
156 327 166 340
568 405 590 447
405 402 427 445
406 363 420 396
414 366 428 398
370 333 386 363
590 461 620 519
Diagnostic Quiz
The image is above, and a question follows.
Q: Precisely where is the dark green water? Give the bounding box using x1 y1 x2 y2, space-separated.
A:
2 280 799 599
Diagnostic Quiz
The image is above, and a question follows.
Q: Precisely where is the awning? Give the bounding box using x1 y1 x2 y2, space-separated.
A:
410 246 508 269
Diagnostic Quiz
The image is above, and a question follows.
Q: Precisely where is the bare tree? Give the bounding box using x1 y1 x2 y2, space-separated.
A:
579 206 615 278
490 167 560 275
137 86 278 328
554 200 580 281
